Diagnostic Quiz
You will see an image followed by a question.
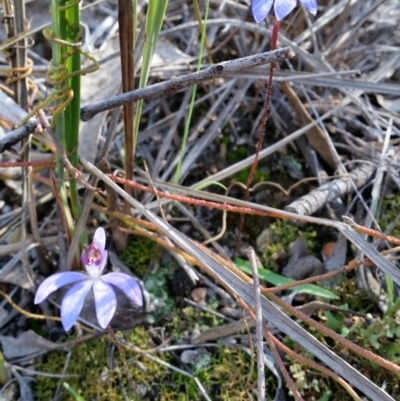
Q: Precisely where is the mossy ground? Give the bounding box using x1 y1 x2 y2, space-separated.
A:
35 199 400 401
34 236 277 400
35 318 278 400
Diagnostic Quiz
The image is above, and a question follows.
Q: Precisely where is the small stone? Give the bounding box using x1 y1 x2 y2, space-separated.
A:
181 350 198 364
191 287 207 303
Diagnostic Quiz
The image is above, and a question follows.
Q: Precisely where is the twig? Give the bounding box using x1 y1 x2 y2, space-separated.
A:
285 163 375 216
80 48 294 121
238 299 303 401
118 0 135 211
247 246 265 401
0 288 60 323
36 110 98 192
343 216 400 247
236 20 281 253
0 120 40 153
0 48 294 154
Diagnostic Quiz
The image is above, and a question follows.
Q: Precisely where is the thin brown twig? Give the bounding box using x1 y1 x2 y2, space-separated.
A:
343 216 400 246
118 0 135 213
235 20 281 253
36 109 98 192
239 299 303 401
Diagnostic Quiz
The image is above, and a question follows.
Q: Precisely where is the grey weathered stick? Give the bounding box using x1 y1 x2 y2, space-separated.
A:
247 246 265 401
0 48 293 153
285 163 375 216
0 120 39 152
80 47 294 121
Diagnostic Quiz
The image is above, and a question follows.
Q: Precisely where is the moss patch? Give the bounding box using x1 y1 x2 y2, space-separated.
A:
120 235 162 277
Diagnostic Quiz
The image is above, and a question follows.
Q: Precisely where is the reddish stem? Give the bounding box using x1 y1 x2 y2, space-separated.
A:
235 19 281 252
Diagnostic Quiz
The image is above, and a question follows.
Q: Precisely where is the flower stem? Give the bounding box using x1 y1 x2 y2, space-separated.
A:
235 19 280 252
106 325 137 396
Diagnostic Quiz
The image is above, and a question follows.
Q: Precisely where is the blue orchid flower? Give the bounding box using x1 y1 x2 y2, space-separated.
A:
252 0 317 23
35 227 143 331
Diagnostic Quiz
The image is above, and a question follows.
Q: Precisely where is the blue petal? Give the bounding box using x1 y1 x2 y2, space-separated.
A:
274 0 297 20
34 272 87 304
61 279 93 331
93 227 106 252
300 0 317 15
92 280 116 329
252 0 274 23
101 273 143 307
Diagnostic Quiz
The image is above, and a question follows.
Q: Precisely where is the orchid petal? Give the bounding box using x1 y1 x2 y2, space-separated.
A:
93 227 106 252
101 273 143 307
98 250 108 275
34 272 87 304
274 0 297 20
252 0 273 23
300 0 317 15
81 249 90 266
61 279 93 331
92 280 117 329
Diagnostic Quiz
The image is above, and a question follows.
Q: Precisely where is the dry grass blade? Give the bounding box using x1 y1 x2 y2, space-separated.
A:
82 159 396 401
247 246 265 401
130 176 400 288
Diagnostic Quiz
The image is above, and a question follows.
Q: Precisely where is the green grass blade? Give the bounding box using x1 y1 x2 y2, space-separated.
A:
173 0 210 184
195 180 227 191
235 258 340 300
386 274 394 307
133 0 169 152
63 382 86 401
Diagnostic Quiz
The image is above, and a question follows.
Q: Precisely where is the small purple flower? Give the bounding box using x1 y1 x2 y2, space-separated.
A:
35 228 143 331
252 0 317 23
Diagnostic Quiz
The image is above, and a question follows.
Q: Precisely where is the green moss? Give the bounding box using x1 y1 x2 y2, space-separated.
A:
164 305 223 342
341 313 400 363
234 165 270 184
379 195 400 238
120 235 162 277
259 219 318 270
36 324 283 400
143 261 178 325
35 327 174 401
282 277 400 400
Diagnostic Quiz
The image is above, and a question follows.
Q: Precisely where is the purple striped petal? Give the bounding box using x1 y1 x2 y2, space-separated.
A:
275 0 297 20
34 272 87 304
93 227 106 252
92 280 116 329
61 279 93 331
101 273 143 307
300 0 317 15
252 0 274 23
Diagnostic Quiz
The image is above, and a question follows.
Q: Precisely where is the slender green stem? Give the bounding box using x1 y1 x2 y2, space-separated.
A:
50 0 65 179
173 0 210 184
133 0 169 159
48 0 84 251
65 1 81 221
